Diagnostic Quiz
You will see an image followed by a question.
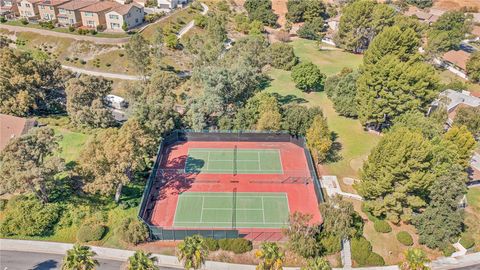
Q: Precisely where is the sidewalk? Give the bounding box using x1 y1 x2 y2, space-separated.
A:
321 175 363 200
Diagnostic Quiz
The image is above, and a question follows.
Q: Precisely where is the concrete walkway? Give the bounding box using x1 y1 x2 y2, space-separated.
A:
62 65 143 81
177 2 209 38
451 242 467 257
430 252 480 270
321 175 363 200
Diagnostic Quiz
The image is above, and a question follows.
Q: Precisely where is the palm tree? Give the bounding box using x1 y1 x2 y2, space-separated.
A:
255 242 285 270
62 244 99 270
302 257 331 270
400 248 431 270
127 250 159 270
176 235 209 270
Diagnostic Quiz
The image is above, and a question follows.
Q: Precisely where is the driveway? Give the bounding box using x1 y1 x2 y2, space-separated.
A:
0 250 181 270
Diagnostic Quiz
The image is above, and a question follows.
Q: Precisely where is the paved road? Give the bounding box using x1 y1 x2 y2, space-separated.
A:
0 251 180 270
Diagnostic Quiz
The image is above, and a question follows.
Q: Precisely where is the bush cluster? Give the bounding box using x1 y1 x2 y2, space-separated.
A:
218 238 253 254
374 220 392 233
77 223 105 242
0 196 60 237
459 235 475 249
351 237 385 266
442 244 456 256
396 231 413 246
116 218 149 245
0 16 6 23
204 238 220 251
39 21 54 29
320 234 341 254
0 199 7 211
268 42 298 71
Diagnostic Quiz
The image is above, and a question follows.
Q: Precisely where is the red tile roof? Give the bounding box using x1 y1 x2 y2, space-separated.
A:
0 114 37 152
79 0 119 12
442 50 471 71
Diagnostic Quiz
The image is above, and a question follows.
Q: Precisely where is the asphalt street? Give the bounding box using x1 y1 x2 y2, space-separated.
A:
0 251 179 270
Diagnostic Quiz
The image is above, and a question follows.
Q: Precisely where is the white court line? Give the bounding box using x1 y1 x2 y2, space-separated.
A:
206 152 210 170
261 197 265 223
200 196 205 222
257 152 262 171
174 221 286 224
180 195 287 198
202 207 264 211
276 149 284 174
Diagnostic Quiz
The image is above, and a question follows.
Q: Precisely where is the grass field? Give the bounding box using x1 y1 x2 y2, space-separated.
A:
54 128 91 163
465 187 480 251
265 40 380 190
174 192 290 228
185 148 283 174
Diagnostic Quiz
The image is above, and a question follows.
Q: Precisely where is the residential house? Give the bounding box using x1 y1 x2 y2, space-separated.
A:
17 0 42 18
430 89 480 126
79 0 120 29
57 0 97 26
1 0 19 18
37 0 71 21
157 0 177 9
439 50 471 79
0 114 37 152
105 2 143 31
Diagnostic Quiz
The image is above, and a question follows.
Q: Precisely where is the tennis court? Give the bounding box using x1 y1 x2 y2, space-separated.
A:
173 192 290 228
185 148 283 174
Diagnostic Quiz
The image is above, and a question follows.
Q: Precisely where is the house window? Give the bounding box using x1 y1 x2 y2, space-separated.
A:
40 5 44 9
84 12 93 17
69 18 74 24
59 8 65 14
25 3 30 7
110 22 120 29
109 14 119 19
135 18 138 23
87 20 95 26
49 6 53 10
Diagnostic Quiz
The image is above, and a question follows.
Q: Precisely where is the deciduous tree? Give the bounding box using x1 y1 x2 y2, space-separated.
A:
324 69 359 117
284 212 321 258
454 106 480 138
306 114 332 163
466 51 480 82
282 105 322 136
319 195 357 239
65 75 115 128
442 125 476 168
244 0 278 26
268 42 298 70
297 17 325 41
427 11 471 54
125 34 151 76
291 62 326 92
0 48 68 116
0 127 64 204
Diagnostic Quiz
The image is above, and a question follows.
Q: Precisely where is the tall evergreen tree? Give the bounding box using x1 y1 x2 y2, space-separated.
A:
356 55 438 128
336 1 395 53
427 11 471 54
413 167 467 248
176 235 208 270
358 127 434 223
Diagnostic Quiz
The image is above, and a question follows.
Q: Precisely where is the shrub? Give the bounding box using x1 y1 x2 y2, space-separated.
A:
351 237 384 266
218 238 253 254
204 238 219 251
320 234 341 254
396 231 413 246
291 62 325 92
89 29 97 35
116 218 149 245
0 196 60 237
459 235 475 249
374 220 392 233
442 244 456 256
0 199 7 211
0 16 6 23
77 223 105 242
20 18 28 25
96 24 105 31
365 252 385 266
268 42 298 70
68 25 75 32
165 34 179 49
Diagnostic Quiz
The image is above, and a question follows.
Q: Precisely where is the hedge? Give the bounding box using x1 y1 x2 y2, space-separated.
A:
459 235 475 249
116 218 149 245
77 223 105 242
204 238 219 251
374 220 392 233
320 234 342 254
218 238 253 254
351 237 385 266
396 231 413 246
442 244 456 257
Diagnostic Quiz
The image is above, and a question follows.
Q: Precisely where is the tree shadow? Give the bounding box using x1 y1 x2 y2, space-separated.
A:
270 93 307 105
325 131 342 163
32 259 58 270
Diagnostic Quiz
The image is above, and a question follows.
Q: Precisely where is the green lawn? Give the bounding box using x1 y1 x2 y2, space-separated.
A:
141 7 200 41
54 127 91 163
465 187 480 251
265 41 380 189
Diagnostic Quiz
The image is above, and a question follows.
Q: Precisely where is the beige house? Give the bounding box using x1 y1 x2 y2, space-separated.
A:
1 0 19 18
17 0 42 18
57 0 96 26
105 3 143 31
38 0 71 20
79 1 119 29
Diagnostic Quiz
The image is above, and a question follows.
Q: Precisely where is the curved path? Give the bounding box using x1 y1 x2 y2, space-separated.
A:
176 2 209 38
62 65 142 80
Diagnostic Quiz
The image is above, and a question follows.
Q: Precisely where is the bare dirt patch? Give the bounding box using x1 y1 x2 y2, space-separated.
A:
272 0 288 27
433 0 480 10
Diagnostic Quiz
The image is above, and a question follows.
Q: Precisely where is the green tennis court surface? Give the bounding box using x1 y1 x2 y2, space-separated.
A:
173 192 290 228
185 148 283 174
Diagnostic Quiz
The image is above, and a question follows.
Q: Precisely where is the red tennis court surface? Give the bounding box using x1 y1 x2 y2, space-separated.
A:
144 141 322 241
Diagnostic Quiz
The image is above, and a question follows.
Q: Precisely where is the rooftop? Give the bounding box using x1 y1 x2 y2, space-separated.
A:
79 0 119 12
58 0 97 11
438 89 480 112
108 2 141 15
442 50 471 71
38 0 71 6
0 114 37 152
